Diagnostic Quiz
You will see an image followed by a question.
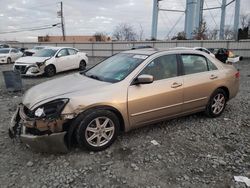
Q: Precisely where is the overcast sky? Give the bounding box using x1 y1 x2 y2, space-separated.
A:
0 0 249 42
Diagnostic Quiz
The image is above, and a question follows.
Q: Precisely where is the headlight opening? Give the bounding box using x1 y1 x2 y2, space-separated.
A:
34 98 69 118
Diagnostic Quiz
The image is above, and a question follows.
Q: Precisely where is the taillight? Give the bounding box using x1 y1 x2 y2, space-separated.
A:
235 71 240 78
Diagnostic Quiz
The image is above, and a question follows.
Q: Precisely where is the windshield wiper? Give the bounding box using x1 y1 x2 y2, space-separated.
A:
87 74 101 81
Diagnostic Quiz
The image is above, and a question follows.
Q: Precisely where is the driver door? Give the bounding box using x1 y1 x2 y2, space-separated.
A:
127 54 184 128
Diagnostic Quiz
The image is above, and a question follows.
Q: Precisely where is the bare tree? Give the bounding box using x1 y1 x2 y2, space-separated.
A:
93 32 107 42
192 20 208 40
137 24 144 41
112 23 137 41
207 29 218 40
224 26 235 40
171 31 186 40
240 13 249 29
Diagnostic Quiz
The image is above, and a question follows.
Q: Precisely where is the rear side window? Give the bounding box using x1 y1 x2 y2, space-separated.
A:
181 54 208 75
140 54 178 81
207 59 218 70
68 48 78 55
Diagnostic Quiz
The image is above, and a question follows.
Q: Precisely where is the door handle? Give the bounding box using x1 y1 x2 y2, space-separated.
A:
171 82 182 88
210 74 218 79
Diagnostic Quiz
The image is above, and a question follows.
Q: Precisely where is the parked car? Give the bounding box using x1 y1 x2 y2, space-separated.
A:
208 48 242 63
9 49 239 152
208 48 228 63
0 48 23 64
24 46 48 56
0 43 10 48
131 45 153 50
193 47 215 58
13 47 88 77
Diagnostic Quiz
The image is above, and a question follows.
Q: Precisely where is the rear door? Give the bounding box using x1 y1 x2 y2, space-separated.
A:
54 48 70 72
67 48 79 69
128 54 184 128
180 54 219 112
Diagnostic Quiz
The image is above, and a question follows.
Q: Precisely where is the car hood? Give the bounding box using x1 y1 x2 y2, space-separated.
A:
0 53 8 57
15 56 51 64
23 73 111 109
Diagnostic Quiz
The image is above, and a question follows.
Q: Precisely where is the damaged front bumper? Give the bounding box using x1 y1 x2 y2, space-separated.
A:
9 105 69 153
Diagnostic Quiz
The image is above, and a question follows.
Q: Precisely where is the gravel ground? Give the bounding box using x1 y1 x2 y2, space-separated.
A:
0 58 249 188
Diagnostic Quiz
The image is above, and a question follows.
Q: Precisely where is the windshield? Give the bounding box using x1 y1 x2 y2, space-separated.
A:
33 49 57 57
84 53 148 83
0 49 10 54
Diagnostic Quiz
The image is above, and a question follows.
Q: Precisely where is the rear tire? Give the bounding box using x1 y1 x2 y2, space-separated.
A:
44 65 56 77
76 109 120 151
79 60 86 71
205 89 227 118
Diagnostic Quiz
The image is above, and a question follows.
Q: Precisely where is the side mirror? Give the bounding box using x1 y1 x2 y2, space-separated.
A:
133 74 154 85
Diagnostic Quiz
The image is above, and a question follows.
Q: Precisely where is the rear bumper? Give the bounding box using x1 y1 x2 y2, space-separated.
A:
9 105 69 153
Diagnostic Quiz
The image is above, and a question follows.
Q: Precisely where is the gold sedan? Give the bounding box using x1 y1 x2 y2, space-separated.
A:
9 49 239 152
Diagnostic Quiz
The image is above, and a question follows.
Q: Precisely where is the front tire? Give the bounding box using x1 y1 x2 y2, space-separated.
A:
44 65 56 77
7 57 11 64
205 89 227 118
76 109 120 151
79 60 86 71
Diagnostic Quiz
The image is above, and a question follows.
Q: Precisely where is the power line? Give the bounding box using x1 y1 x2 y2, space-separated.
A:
204 0 218 28
165 13 185 39
0 23 60 34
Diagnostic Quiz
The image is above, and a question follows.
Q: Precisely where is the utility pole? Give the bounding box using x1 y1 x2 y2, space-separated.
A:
185 0 198 39
233 0 240 40
59 1 66 41
194 0 204 32
151 0 159 40
219 0 227 40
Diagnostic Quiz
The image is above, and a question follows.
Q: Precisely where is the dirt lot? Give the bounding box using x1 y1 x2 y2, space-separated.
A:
0 58 249 188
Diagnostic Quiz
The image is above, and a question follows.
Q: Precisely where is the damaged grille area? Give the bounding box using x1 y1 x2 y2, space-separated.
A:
14 65 27 74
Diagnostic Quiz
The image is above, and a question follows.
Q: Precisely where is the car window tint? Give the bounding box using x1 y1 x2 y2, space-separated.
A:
57 49 69 57
140 54 178 81
207 59 218 70
181 54 208 75
68 48 77 55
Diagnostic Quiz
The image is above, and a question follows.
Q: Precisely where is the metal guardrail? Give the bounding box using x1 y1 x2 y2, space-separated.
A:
7 40 250 58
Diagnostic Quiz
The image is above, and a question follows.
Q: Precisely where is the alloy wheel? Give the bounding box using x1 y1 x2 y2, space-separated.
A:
211 93 225 115
85 117 115 147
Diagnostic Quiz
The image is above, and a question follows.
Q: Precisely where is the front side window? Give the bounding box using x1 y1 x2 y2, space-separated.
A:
84 53 147 83
140 54 178 81
57 49 69 57
181 54 208 75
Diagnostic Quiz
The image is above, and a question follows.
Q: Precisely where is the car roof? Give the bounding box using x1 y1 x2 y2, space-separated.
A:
122 48 209 56
44 46 77 50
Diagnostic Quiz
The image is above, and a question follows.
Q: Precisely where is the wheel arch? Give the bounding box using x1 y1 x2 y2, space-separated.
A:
45 63 57 72
66 105 125 148
216 86 230 100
